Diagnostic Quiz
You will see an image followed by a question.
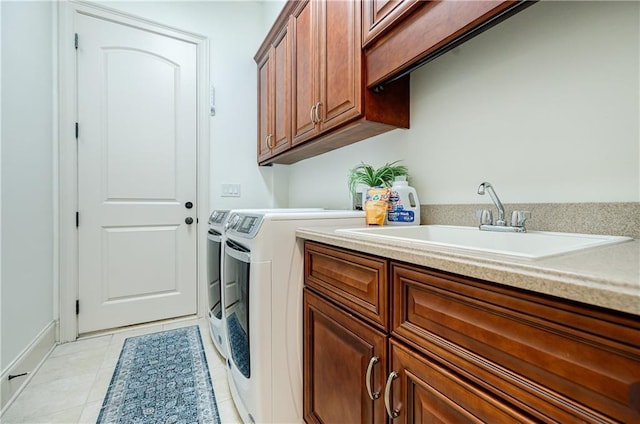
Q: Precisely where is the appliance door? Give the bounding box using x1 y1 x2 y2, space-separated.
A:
207 229 223 319
224 239 251 379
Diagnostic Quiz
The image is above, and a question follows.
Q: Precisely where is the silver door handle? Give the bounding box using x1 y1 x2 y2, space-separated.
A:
384 371 400 419
366 356 380 400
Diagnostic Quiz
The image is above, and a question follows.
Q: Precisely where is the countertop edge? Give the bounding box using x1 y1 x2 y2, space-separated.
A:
296 227 640 317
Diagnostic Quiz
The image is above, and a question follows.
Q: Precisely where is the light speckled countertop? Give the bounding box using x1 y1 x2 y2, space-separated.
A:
296 225 640 316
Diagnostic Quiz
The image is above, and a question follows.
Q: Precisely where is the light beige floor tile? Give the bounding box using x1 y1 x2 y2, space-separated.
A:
3 373 95 421
205 351 226 373
211 382 232 404
50 335 111 358
3 405 83 424
78 400 102 424
29 347 106 386
99 343 125 371
162 316 200 330
86 367 114 404
198 319 214 339
217 398 243 423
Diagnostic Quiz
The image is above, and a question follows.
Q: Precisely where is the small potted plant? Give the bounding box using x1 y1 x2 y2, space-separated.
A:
348 161 409 211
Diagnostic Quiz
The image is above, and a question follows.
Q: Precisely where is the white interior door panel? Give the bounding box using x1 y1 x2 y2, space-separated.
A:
76 12 197 333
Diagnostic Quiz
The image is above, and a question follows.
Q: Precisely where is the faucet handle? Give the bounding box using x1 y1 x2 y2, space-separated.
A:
511 210 531 228
476 209 493 226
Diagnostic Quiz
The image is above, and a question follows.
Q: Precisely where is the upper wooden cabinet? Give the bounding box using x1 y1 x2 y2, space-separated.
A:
256 25 290 162
256 0 533 164
291 0 363 145
362 0 422 47
255 0 410 165
365 0 534 88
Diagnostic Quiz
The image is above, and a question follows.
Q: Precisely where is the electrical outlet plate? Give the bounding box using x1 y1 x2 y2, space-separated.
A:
221 184 241 197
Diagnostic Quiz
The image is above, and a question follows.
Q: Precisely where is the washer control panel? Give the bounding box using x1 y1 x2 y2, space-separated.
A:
208 210 229 225
225 213 263 238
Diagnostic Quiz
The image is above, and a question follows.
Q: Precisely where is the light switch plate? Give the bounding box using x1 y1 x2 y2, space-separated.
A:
221 183 241 197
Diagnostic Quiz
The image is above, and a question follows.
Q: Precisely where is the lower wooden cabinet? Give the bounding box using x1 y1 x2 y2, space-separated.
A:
387 339 534 423
303 289 388 424
303 241 640 424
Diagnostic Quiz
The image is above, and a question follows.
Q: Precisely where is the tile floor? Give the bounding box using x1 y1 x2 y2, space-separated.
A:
1 316 242 423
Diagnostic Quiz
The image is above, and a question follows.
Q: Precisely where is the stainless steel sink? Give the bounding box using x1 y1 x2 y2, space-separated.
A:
335 225 632 259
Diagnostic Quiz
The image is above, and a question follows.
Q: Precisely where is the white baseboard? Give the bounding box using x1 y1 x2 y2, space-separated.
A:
0 321 58 415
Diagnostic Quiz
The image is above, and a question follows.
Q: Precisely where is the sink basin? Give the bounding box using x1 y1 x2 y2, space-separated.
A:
335 225 632 259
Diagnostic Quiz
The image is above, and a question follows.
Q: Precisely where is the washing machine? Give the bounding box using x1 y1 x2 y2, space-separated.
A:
207 208 321 359
223 210 365 423
206 209 231 357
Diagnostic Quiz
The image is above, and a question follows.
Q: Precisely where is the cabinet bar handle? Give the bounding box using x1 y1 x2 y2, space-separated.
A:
314 102 322 123
309 104 316 124
267 134 273 149
366 356 380 400
384 371 400 419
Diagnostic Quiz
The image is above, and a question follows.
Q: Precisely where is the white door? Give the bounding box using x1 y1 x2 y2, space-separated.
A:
76 13 197 333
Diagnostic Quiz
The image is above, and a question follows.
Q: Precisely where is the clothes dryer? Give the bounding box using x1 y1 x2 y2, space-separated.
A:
207 208 321 359
223 210 364 423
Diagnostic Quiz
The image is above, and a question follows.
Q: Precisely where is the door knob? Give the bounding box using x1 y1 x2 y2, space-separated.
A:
185 217 194 225
185 201 193 209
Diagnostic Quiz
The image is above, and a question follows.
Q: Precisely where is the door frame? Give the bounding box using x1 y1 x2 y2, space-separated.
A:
58 0 210 342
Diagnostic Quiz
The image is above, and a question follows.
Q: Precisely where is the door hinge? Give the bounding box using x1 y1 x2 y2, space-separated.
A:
75 33 78 49
76 212 79 227
76 300 80 315
75 122 79 139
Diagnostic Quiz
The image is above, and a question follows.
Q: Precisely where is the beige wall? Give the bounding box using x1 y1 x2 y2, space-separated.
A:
1 1 55 370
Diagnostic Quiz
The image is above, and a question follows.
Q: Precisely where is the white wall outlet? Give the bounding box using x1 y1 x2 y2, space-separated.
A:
221 183 241 197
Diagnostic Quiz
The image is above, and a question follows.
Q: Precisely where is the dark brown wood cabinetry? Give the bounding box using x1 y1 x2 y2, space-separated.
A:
257 25 290 162
256 0 534 164
303 241 640 423
304 241 389 330
364 0 533 88
291 0 364 145
388 339 534 423
255 0 410 166
304 289 388 424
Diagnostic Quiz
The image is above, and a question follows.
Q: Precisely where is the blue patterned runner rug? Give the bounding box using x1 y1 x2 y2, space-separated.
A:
97 325 220 424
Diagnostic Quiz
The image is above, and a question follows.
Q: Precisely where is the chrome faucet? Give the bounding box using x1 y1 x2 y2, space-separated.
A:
476 182 530 232
477 182 506 226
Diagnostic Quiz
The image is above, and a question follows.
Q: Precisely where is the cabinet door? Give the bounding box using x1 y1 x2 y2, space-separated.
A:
318 0 362 131
291 0 319 145
386 339 534 423
257 27 290 164
271 26 291 155
304 289 388 424
256 52 271 162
